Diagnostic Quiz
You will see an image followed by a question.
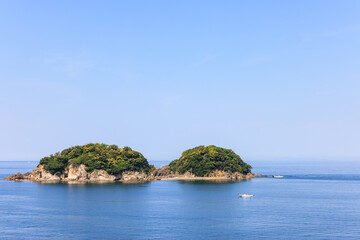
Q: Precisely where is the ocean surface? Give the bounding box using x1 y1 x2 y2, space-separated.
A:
1 160 360 239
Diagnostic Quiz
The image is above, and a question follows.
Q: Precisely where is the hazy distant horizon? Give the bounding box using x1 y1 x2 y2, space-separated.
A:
1 155 359 163
1 1 359 161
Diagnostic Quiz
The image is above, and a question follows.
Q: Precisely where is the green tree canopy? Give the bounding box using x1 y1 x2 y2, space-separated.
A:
39 143 153 176
169 145 252 177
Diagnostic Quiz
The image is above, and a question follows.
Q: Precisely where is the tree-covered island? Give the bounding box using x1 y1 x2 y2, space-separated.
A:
5 143 156 182
39 143 154 176
168 145 252 177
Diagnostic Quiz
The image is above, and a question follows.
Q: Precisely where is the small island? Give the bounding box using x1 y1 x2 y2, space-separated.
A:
156 145 265 180
5 143 267 183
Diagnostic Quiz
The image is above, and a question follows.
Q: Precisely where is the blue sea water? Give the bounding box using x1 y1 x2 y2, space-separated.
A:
1 160 360 239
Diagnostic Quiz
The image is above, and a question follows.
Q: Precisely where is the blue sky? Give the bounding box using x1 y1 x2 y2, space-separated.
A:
1 0 359 161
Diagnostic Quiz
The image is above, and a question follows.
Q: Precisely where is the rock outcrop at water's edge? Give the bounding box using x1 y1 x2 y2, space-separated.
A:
4 163 155 183
153 166 268 181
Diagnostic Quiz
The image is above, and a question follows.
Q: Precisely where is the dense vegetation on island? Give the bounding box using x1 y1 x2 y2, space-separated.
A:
39 143 154 176
169 145 252 177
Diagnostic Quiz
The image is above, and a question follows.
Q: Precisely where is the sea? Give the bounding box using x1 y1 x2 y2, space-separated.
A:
1 160 360 240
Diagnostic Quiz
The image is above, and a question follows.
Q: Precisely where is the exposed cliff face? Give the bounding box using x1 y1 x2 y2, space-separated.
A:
153 166 171 178
62 163 117 182
33 165 61 181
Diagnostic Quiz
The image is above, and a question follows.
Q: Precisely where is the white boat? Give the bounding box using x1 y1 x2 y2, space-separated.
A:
273 175 284 178
238 193 253 198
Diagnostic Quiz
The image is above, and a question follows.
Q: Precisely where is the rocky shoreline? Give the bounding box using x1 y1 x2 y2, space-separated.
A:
4 164 268 183
153 166 267 181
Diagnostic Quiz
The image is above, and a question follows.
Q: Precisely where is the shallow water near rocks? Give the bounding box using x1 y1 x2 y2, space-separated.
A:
1 160 360 239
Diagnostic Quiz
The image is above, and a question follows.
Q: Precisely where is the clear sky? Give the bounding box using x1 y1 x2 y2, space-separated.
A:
1 0 359 161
